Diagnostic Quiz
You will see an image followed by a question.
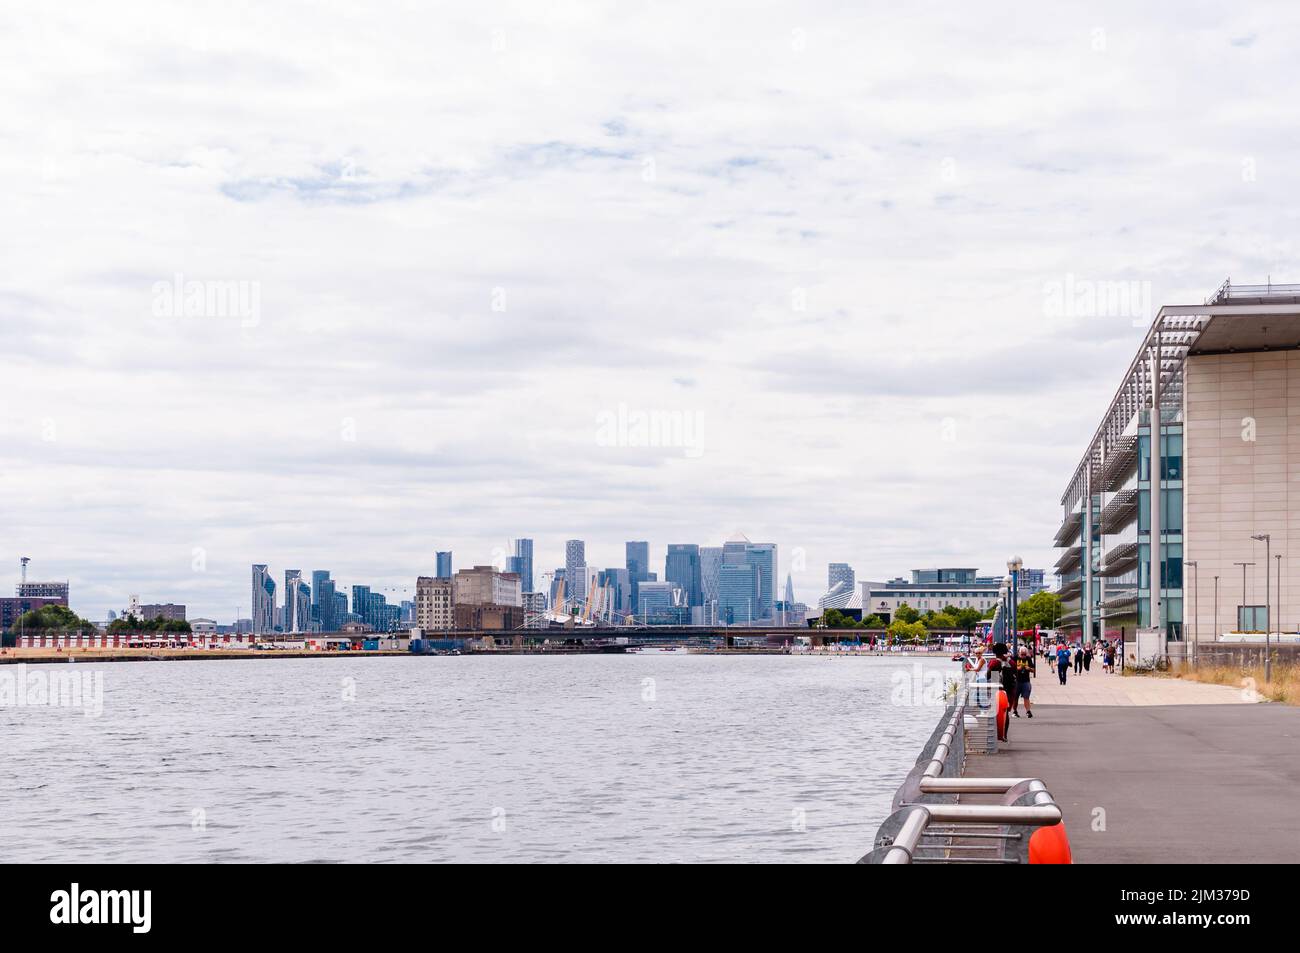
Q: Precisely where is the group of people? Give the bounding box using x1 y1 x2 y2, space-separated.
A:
1041 640 1116 683
963 636 1119 742
965 642 1036 739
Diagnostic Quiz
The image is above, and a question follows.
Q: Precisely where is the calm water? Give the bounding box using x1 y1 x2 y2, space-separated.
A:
0 654 950 863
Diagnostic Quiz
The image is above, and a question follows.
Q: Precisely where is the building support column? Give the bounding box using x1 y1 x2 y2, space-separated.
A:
1151 332 1162 637
1084 465 1093 642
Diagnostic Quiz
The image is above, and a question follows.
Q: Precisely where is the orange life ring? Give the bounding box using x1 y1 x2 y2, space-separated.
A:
1029 821 1073 864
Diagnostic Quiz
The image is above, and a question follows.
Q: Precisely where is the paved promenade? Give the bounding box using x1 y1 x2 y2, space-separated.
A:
964 672 1300 862
1025 667 1256 705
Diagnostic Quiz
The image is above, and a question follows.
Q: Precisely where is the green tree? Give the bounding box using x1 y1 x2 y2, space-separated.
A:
894 602 920 625
922 610 958 629
950 606 984 630
9 604 96 633
861 614 886 629
887 619 927 642
1015 591 1063 631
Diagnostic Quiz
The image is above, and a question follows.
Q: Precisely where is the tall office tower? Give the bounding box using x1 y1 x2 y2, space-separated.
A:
550 569 567 607
745 543 777 622
251 564 276 634
332 590 348 625
289 577 311 633
352 585 371 628
784 572 796 605
565 540 587 601
700 546 723 612
625 540 649 612
665 544 703 607
310 570 330 624
283 570 305 631
721 534 776 622
436 552 453 579
571 566 593 603
512 538 534 594
828 562 856 591
718 561 759 625
316 576 337 631
722 534 750 565
596 567 633 618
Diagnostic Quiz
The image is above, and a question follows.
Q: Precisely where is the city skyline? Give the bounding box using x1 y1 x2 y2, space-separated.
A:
4 543 1045 624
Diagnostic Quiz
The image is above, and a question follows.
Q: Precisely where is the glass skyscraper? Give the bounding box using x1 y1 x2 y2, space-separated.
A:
718 562 759 625
512 538 534 593
626 540 649 612
251 564 276 634
665 544 702 607
436 552 453 579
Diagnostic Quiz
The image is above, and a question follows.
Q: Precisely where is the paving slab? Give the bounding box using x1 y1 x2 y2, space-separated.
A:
1021 669 1255 705
964 702 1300 863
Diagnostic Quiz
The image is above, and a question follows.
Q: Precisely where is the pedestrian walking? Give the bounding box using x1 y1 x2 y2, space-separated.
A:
1014 646 1034 718
1083 645 1093 672
990 643 1017 738
1073 644 1084 675
1055 642 1070 685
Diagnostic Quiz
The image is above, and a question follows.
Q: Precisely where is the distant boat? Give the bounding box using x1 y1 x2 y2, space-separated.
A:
627 645 689 655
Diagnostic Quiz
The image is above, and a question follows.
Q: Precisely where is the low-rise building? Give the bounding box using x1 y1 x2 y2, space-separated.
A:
139 603 186 621
415 576 454 631
860 569 1004 624
452 566 523 631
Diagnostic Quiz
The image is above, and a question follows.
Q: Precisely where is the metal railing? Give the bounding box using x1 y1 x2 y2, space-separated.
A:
860 675 1062 864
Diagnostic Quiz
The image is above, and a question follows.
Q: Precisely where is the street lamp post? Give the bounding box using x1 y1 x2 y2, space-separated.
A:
1233 562 1255 634
1251 534 1271 683
1213 576 1219 644
1008 557 1023 654
1186 560 1198 666
1276 553 1283 663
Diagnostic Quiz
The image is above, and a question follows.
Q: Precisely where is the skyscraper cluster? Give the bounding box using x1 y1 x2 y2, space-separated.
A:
248 533 801 633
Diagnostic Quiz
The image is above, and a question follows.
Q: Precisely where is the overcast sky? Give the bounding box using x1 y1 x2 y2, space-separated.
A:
3 2 1298 620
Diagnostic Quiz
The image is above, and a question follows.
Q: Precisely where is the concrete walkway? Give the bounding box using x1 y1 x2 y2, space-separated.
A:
1023 668 1256 705
965 701 1300 862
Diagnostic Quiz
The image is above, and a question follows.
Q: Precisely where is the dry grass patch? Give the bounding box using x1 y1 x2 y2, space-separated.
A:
1172 662 1300 704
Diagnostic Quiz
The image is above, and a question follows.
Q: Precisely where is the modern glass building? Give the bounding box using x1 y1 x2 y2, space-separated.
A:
250 564 276 634
718 561 759 624
436 551 453 579
1054 280 1300 647
828 562 856 590
665 544 703 607
511 538 534 594
625 540 649 612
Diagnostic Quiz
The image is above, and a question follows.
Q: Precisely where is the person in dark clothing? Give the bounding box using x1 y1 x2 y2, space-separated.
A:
1073 645 1084 675
1083 645 1093 672
1013 646 1034 718
989 643 1016 740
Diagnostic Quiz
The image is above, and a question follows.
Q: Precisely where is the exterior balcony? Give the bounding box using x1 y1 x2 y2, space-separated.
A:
1054 546 1082 573
1098 435 1139 492
1100 488 1139 535
1053 510 1083 547
1098 541 1139 577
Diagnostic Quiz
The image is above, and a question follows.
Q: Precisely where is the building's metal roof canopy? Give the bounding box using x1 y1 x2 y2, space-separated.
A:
1060 280 1300 509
